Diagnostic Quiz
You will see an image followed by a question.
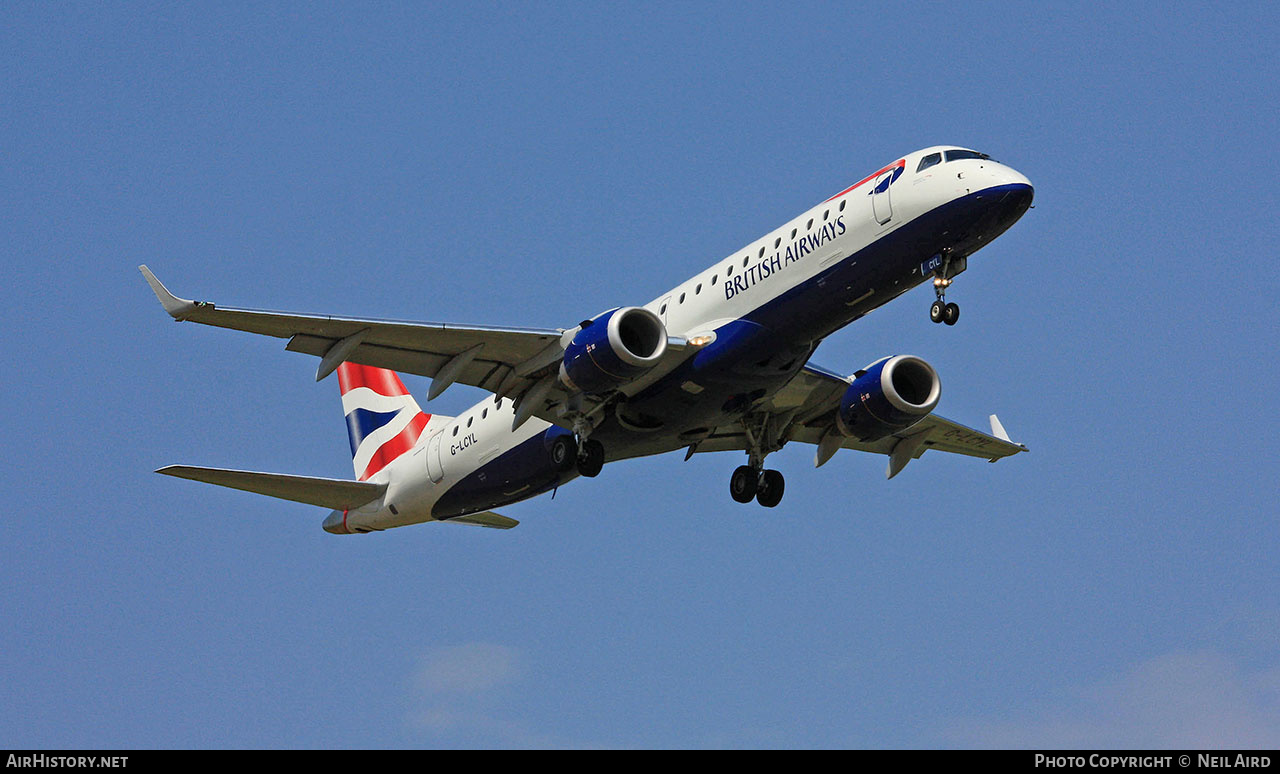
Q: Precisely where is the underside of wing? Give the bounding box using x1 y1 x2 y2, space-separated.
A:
693 360 1026 478
156 465 387 510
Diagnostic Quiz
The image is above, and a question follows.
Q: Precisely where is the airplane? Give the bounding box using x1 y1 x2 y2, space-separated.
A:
142 145 1033 534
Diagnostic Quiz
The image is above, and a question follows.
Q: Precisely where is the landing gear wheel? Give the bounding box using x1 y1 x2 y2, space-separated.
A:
930 300 946 324
756 469 785 508
576 439 605 478
730 465 759 503
550 435 577 472
943 302 960 326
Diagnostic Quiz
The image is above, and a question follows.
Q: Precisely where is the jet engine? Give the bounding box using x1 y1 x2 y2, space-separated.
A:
559 307 668 394
836 355 941 441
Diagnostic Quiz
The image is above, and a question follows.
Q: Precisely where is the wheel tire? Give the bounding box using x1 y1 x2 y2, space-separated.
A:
576 439 605 478
943 302 960 326
930 300 946 324
756 469 785 508
730 465 758 503
550 434 577 472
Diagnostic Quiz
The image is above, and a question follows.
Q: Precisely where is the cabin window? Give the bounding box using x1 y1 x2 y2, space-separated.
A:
711 274 717 285
790 228 797 239
839 199 846 211
917 152 942 172
773 237 781 248
466 417 473 427
726 265 733 276
679 293 686 303
660 303 667 314
482 408 488 419
807 218 813 229
452 426 458 436
695 283 702 295
757 246 765 258
823 209 829 221
743 256 749 267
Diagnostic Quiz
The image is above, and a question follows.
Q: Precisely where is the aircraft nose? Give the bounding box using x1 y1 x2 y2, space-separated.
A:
982 167 1034 233
990 162 1033 193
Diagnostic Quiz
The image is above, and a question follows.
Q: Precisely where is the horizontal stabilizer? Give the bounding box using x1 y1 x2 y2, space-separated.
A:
443 511 519 529
156 465 386 510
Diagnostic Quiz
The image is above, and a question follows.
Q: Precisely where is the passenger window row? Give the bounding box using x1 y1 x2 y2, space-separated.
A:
669 197 849 307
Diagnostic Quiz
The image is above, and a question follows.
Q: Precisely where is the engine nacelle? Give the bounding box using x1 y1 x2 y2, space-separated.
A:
559 306 668 394
836 355 941 441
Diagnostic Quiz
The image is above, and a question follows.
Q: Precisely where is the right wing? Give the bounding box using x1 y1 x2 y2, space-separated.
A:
156 465 387 510
692 362 1027 478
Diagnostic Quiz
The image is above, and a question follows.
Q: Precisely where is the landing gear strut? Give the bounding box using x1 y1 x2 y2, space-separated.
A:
929 250 960 326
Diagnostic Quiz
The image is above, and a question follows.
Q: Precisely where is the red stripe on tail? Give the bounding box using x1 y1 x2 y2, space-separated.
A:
338 362 412 397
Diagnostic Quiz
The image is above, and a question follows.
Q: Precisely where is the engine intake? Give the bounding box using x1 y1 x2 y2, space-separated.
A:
836 355 941 441
559 307 668 394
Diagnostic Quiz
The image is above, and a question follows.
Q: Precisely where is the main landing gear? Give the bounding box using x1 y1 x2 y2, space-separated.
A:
929 250 960 326
729 412 791 507
551 433 605 478
730 465 785 508
577 438 604 478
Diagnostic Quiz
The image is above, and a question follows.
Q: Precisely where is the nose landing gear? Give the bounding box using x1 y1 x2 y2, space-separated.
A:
930 295 959 326
929 250 961 326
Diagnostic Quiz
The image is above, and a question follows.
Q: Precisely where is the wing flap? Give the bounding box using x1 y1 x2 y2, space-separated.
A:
156 465 386 510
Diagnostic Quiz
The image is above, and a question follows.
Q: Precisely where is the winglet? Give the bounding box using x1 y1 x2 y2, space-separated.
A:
139 265 200 320
989 414 1012 442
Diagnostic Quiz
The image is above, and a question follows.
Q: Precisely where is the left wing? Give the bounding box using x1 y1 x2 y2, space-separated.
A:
141 267 702 432
695 362 1027 478
141 265 565 396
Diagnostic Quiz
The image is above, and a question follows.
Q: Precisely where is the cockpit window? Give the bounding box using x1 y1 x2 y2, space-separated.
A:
917 153 942 172
945 149 993 162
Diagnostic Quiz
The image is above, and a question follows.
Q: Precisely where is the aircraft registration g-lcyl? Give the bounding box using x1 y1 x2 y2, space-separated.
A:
142 146 1033 534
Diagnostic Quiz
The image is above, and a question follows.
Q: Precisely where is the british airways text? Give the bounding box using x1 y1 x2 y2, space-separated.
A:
724 216 845 300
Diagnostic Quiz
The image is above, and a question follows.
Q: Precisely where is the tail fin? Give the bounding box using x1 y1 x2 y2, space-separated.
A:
338 363 435 481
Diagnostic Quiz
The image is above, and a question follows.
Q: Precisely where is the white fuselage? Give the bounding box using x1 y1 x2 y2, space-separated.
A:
334 147 1032 532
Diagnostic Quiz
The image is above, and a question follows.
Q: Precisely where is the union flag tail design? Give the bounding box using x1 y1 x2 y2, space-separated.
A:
338 363 432 481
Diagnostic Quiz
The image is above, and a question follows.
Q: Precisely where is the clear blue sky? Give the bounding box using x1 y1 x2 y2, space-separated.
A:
3 1 1277 749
